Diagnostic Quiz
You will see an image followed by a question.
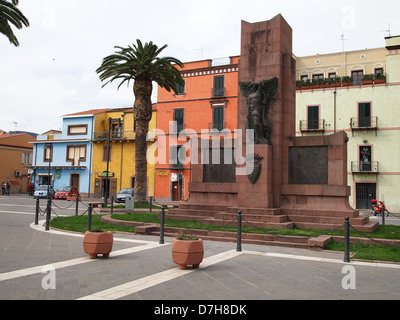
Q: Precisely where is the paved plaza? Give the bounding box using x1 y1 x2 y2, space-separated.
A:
0 195 399 308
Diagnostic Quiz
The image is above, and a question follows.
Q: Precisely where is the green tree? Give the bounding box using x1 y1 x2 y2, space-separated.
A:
96 40 184 201
0 0 29 46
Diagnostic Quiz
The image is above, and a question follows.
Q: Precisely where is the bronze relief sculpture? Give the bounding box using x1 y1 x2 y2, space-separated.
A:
239 77 278 145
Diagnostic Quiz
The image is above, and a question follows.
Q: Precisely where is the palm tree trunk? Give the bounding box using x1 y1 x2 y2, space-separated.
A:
133 79 153 201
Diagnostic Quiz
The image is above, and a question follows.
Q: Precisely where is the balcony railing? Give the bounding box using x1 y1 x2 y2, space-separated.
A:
92 130 136 141
208 122 227 131
351 161 379 173
299 119 325 132
350 116 378 130
212 87 225 98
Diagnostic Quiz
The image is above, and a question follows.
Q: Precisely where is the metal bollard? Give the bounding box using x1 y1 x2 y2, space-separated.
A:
236 210 242 252
111 196 114 215
149 196 153 213
344 217 350 263
45 198 52 231
75 194 79 216
87 203 93 232
159 206 165 244
35 198 39 225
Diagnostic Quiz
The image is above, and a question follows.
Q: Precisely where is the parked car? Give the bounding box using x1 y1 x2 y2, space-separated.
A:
115 188 134 203
54 186 79 200
33 185 55 199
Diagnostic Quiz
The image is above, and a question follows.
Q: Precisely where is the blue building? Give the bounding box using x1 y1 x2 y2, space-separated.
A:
30 109 109 196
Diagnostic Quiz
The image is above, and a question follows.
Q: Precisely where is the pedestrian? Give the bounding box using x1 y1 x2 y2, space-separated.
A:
1 182 5 195
6 182 10 195
28 183 33 196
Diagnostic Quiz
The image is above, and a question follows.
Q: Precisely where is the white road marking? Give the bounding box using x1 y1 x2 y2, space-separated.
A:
77 250 242 300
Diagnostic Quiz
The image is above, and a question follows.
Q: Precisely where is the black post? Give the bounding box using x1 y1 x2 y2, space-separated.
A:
110 196 114 215
75 194 79 216
159 206 165 244
35 198 39 225
381 205 386 225
344 217 350 263
236 210 242 252
149 196 153 213
87 203 93 232
45 198 51 231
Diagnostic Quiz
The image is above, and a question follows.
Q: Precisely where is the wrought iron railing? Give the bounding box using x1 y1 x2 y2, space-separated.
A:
299 119 325 131
351 161 379 173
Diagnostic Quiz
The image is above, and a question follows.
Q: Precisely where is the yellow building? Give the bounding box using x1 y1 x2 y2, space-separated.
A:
295 35 400 212
90 106 157 199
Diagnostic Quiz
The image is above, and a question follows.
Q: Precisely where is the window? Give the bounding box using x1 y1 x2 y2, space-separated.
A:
173 109 184 133
359 146 372 172
352 70 363 85
375 68 383 76
22 152 32 164
307 106 319 130
170 145 184 169
175 81 185 95
67 145 86 166
213 76 225 98
212 107 224 131
44 145 53 162
300 75 308 81
67 124 88 135
328 73 337 79
312 74 323 80
358 102 371 127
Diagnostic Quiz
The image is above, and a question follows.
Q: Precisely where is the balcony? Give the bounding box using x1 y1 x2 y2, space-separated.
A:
211 87 225 98
208 122 227 131
299 119 325 134
92 130 136 142
350 117 378 136
351 161 379 178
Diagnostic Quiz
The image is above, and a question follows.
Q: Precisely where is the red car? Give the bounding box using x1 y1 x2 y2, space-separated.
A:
54 186 79 200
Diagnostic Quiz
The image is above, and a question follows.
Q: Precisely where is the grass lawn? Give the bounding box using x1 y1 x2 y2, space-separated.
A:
49 210 400 262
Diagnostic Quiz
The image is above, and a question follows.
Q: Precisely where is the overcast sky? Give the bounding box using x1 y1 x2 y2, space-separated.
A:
1 0 399 134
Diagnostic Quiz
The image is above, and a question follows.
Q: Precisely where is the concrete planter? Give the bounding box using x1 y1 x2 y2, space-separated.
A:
172 238 204 270
83 231 113 259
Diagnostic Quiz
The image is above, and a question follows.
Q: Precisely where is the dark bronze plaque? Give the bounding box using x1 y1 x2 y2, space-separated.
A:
289 146 328 185
203 148 236 183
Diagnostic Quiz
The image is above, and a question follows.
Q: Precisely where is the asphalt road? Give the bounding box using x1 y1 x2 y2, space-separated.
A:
0 194 399 307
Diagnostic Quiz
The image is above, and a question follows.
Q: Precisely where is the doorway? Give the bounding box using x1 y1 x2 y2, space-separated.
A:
355 183 376 209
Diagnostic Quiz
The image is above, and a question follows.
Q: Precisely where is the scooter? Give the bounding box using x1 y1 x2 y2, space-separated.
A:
371 199 390 217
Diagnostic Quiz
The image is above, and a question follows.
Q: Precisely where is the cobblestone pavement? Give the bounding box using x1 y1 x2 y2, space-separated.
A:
1 196 399 311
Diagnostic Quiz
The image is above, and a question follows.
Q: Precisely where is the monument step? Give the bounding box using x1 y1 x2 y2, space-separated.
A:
282 208 360 218
287 215 369 225
292 220 379 232
178 203 228 212
213 212 288 223
202 218 295 230
168 208 220 217
227 207 282 215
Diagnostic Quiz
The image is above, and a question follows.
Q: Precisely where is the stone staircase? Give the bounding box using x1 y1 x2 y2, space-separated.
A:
167 203 379 233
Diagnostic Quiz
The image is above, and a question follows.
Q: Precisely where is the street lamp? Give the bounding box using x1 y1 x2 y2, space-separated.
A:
45 142 52 199
104 117 122 206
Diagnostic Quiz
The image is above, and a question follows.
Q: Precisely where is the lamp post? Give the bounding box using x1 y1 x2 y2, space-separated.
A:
104 117 122 207
45 142 52 231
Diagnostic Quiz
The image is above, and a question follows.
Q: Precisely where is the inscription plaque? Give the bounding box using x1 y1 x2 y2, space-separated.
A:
203 148 236 183
289 146 328 185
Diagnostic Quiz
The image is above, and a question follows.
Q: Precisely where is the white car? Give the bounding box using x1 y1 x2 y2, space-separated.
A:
33 185 55 199
115 188 134 203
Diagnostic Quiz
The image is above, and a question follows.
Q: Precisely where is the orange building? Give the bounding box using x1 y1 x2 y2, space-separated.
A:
0 132 36 193
154 56 239 202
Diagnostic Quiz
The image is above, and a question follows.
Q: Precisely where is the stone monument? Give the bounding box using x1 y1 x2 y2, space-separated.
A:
170 14 378 232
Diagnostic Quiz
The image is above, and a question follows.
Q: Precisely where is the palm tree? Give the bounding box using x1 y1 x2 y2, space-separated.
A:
0 0 29 46
96 40 184 201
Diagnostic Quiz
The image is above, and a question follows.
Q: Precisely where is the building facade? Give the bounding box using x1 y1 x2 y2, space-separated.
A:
154 56 239 202
90 107 157 199
295 36 400 212
29 110 106 196
0 132 35 193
